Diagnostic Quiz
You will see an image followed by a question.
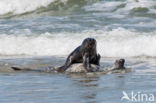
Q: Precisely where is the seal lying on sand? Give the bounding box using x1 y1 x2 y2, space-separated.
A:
57 37 101 72
11 59 126 73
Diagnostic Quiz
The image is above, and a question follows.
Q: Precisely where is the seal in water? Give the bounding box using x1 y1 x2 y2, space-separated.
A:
57 38 101 72
65 63 99 73
64 59 126 73
11 59 127 73
112 59 125 70
11 63 99 73
11 38 100 73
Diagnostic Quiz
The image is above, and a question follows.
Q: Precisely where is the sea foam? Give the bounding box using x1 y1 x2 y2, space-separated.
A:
0 28 156 57
84 0 156 15
0 0 67 15
0 0 155 15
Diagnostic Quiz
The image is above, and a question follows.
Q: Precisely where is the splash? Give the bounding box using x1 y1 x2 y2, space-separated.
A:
0 0 67 15
0 28 156 57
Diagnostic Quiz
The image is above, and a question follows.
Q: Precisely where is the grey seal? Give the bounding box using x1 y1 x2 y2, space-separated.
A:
11 59 126 73
57 38 101 72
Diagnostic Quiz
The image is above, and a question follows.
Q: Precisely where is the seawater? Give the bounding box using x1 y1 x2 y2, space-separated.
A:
0 57 156 103
0 0 156 103
0 0 156 57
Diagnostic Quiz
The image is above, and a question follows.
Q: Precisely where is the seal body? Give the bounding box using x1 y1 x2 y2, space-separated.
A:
65 63 99 73
58 38 101 72
11 63 99 73
112 59 125 70
11 59 128 73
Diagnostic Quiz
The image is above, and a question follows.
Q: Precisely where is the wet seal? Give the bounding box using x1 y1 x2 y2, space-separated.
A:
11 59 129 73
57 38 101 72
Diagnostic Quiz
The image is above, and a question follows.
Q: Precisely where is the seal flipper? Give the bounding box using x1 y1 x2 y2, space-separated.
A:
11 67 22 70
11 67 32 71
83 53 91 72
11 66 57 72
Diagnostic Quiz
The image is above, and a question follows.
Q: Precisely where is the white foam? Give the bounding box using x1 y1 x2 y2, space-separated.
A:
125 0 155 10
0 28 156 57
119 0 156 15
0 0 155 16
84 1 123 12
84 0 156 16
0 0 67 15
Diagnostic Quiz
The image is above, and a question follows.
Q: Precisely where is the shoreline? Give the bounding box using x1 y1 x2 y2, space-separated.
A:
0 55 155 73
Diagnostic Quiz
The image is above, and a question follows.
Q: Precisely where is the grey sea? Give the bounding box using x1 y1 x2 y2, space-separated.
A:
0 0 156 103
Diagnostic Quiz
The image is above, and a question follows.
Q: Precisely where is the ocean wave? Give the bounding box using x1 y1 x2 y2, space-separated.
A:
0 28 156 57
0 0 98 17
84 0 156 17
0 0 67 15
85 0 156 11
0 0 155 17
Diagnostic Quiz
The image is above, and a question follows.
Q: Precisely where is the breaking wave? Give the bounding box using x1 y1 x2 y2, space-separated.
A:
0 28 156 57
0 0 67 15
0 0 156 17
